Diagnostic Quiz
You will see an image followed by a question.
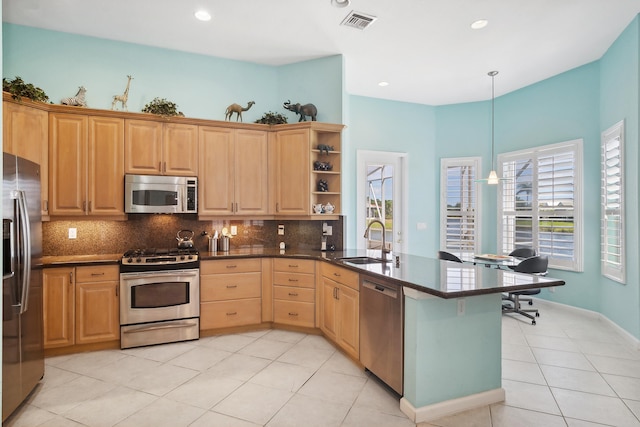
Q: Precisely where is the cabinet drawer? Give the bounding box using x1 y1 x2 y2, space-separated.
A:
273 258 315 274
201 273 261 301
273 271 315 289
320 262 359 290
273 285 315 303
75 265 119 283
201 258 262 274
200 298 261 329
274 300 315 328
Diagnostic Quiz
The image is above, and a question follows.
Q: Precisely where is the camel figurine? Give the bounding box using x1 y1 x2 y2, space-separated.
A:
225 101 255 122
111 75 133 111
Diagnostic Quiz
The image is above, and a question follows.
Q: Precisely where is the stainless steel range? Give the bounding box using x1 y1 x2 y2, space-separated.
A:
119 248 200 349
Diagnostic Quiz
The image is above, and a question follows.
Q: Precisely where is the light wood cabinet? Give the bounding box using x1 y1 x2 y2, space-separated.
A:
272 123 344 216
43 267 75 349
200 259 262 329
272 128 310 215
44 265 119 349
3 97 49 217
75 265 119 345
272 259 316 328
49 113 124 217
124 119 198 176
319 262 359 359
198 127 269 216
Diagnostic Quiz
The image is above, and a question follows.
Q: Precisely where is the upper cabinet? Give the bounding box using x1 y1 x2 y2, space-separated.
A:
271 122 344 217
49 113 124 218
124 119 198 176
199 126 269 217
3 97 50 217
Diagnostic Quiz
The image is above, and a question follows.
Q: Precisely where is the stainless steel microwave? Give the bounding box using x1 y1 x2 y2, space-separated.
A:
125 174 197 214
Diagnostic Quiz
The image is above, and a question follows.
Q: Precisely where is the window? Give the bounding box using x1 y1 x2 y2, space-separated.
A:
498 140 583 271
601 120 625 283
440 157 481 254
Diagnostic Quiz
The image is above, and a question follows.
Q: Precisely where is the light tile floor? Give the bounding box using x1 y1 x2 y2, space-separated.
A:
6 301 640 426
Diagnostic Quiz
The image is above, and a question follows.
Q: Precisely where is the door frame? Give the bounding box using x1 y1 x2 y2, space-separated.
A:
356 150 408 253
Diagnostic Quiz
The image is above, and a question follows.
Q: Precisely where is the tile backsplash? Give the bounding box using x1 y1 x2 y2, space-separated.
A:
43 215 344 256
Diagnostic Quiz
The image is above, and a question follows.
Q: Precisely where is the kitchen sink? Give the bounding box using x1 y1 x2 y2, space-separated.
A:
338 256 388 265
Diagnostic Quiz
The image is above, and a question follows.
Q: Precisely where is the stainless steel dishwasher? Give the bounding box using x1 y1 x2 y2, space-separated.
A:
359 276 404 395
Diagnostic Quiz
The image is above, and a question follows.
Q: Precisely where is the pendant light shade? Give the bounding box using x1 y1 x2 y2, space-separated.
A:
477 70 507 184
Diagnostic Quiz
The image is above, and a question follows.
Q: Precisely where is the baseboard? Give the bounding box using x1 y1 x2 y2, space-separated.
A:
399 388 505 423
533 298 640 350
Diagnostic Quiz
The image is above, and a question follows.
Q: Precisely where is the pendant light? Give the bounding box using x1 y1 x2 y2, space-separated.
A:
478 70 506 185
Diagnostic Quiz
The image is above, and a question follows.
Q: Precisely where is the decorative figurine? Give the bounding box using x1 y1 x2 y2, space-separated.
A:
225 101 255 122
112 75 133 111
314 161 333 171
317 179 329 192
317 144 334 155
283 100 317 121
60 86 87 107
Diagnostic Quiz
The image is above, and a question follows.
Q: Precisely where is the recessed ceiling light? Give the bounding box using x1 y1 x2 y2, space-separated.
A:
378 81 389 87
471 19 488 30
195 10 212 21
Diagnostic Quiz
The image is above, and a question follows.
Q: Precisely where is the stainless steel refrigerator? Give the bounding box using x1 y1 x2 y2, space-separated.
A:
2 153 44 422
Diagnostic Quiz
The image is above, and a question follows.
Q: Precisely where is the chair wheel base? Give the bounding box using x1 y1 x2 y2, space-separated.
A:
528 301 533 305
531 320 536 325
535 312 540 317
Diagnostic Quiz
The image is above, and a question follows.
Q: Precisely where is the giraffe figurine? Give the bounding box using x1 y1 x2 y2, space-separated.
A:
111 75 133 111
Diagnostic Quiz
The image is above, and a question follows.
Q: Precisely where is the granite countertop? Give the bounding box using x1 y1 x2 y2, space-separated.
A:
43 248 564 299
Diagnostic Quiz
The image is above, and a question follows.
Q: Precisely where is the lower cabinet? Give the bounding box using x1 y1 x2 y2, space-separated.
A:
43 265 119 349
200 258 262 329
319 262 360 359
272 259 316 328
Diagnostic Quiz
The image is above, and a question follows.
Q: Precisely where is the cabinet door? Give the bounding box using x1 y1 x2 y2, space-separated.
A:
124 119 162 174
43 268 75 349
337 284 359 359
235 129 269 215
3 101 49 216
75 280 119 344
163 123 198 176
274 129 310 215
198 126 234 215
49 113 87 215
88 116 124 216
319 277 338 341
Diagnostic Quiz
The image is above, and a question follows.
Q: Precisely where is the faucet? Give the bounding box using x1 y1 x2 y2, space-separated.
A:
364 219 390 258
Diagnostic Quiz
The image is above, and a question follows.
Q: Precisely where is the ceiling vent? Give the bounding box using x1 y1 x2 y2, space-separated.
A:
340 11 377 30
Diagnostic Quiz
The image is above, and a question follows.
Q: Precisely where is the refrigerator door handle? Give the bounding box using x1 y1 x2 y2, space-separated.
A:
3 218 16 280
16 190 32 314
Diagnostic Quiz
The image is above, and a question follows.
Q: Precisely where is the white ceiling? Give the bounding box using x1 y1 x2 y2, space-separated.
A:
4 0 640 105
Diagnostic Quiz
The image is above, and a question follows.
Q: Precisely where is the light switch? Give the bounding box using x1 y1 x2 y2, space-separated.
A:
278 224 285 235
230 225 237 236
68 228 77 239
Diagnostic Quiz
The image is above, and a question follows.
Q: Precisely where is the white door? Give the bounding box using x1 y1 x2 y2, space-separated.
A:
356 151 407 253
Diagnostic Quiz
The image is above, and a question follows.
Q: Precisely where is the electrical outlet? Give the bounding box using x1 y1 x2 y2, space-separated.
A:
549 287 555 293
278 224 285 235
417 222 427 230
325 225 332 236
230 225 237 236
457 299 465 316
68 228 77 239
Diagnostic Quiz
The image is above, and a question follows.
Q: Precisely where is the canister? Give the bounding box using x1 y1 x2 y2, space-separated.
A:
209 237 218 253
221 236 230 252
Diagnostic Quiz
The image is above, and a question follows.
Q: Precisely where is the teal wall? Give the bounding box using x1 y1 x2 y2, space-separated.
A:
599 16 640 338
3 17 640 338
3 23 343 124
344 96 437 254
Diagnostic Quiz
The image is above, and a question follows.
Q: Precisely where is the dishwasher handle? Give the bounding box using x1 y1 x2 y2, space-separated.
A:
362 281 398 299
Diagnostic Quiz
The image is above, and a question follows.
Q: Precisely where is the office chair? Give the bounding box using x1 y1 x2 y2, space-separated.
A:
437 251 462 263
508 247 537 259
502 255 548 325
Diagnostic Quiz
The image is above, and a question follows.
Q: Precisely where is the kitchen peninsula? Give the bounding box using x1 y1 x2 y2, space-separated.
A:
43 248 564 423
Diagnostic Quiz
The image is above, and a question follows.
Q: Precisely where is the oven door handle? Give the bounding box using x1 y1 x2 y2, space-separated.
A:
120 270 199 280
122 320 199 334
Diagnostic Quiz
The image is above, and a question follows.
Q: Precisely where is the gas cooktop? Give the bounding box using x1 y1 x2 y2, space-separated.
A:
120 248 199 272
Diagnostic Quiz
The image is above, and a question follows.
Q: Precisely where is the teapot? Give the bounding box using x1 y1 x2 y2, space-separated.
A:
313 203 324 214
176 229 195 249
323 202 335 213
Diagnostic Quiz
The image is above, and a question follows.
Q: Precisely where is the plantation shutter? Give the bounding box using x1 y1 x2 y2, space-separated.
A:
601 121 625 283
